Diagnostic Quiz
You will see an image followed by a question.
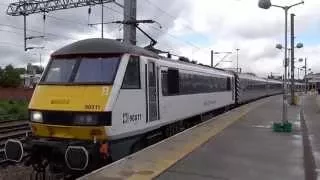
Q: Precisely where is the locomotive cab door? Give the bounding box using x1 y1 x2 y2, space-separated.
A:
145 61 159 122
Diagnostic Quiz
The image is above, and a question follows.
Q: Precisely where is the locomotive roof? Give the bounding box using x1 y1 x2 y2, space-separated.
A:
51 38 233 75
51 38 160 58
160 57 234 77
49 38 246 78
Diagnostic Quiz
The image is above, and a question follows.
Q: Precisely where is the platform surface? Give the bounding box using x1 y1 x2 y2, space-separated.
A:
302 95 320 179
157 96 303 180
79 95 315 180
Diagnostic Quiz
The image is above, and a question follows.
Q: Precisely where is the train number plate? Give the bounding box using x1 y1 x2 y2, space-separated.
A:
84 104 101 110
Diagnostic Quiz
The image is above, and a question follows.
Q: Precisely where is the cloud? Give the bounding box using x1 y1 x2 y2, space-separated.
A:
163 0 320 77
0 0 319 77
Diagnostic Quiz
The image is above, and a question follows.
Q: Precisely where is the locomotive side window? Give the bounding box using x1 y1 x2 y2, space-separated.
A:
167 69 180 95
226 77 231 91
162 69 230 96
122 56 141 89
161 70 168 96
179 73 228 94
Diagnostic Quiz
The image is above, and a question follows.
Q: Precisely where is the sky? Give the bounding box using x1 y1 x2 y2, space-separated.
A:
0 0 319 78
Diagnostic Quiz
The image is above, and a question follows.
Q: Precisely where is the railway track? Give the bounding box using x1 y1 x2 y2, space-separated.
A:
0 120 30 165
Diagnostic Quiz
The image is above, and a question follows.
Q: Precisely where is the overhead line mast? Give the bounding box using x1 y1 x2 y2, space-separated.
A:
123 0 136 45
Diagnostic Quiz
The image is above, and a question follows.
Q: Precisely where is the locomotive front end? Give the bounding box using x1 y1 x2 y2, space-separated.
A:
4 39 125 176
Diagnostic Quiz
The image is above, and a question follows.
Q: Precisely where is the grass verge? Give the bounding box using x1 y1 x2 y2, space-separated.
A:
0 100 28 121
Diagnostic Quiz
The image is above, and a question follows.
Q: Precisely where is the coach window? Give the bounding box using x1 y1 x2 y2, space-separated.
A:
122 56 141 89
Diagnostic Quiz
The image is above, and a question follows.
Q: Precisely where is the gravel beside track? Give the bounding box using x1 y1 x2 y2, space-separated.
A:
0 120 32 180
0 164 32 180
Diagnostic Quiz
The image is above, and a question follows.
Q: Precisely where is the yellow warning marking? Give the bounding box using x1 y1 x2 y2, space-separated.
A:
31 123 108 141
29 85 112 112
79 97 275 180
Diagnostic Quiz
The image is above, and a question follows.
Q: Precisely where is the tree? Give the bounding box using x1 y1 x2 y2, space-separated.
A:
5 64 14 71
0 65 22 88
15 67 26 74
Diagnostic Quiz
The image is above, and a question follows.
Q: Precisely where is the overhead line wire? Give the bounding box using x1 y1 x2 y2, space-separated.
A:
144 0 210 43
1 1 207 55
103 4 203 52
0 23 76 40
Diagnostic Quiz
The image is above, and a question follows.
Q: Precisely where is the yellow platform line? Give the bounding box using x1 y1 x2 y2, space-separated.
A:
79 97 275 180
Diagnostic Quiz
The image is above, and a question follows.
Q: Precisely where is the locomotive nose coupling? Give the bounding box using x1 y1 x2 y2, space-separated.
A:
4 139 24 162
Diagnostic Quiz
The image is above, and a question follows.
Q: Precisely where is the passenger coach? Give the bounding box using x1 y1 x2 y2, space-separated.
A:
237 73 282 104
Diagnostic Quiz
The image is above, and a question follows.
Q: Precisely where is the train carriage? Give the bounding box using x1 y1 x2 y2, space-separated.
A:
237 73 269 104
267 79 283 96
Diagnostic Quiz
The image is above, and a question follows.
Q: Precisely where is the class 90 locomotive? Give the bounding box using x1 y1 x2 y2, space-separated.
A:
4 38 285 178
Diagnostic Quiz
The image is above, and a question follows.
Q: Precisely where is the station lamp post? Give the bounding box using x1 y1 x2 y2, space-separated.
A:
308 68 313 92
297 67 304 80
258 0 304 128
295 57 305 80
275 42 303 104
299 58 308 93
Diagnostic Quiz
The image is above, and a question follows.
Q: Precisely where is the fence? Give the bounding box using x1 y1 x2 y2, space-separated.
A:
0 88 34 101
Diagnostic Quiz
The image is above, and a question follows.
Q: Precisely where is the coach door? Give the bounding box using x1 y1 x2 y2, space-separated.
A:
146 61 159 122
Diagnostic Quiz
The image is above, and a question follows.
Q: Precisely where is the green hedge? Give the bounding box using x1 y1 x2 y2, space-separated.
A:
0 100 29 121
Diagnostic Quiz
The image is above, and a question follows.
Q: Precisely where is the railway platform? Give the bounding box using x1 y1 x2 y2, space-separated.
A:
79 94 318 180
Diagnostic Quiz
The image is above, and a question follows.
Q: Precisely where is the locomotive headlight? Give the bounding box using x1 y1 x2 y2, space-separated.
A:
74 114 99 125
30 111 43 123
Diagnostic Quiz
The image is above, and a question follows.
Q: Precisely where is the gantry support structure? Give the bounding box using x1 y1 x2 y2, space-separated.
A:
6 0 139 51
7 0 115 16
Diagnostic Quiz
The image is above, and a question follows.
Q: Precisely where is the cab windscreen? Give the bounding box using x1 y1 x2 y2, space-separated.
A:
41 56 120 85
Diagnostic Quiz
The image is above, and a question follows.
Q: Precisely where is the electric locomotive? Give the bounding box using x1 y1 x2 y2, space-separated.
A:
5 38 237 176
4 38 285 178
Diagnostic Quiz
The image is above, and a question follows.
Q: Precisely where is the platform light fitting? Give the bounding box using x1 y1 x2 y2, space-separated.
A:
258 0 272 9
